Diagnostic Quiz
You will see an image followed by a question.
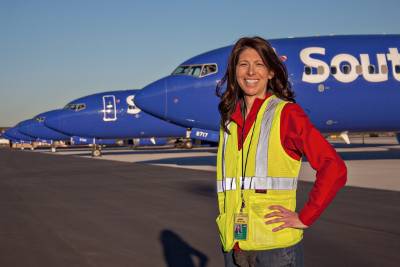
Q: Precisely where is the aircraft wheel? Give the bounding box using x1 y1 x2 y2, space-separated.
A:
92 149 102 157
184 141 193 149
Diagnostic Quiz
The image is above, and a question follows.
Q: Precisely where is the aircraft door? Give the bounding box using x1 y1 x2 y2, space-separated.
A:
103 95 117 121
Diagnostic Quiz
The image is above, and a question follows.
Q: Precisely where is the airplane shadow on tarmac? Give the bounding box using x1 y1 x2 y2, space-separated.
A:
97 147 218 156
332 143 395 149
160 230 209 267
337 147 400 160
139 156 217 166
136 146 400 167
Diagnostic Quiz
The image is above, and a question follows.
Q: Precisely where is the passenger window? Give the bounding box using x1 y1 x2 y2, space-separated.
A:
381 65 388 74
304 66 311 75
356 65 362 75
317 66 325 75
368 65 375 74
341 64 351 74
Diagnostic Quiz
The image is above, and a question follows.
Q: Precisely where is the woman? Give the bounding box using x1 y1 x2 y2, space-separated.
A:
215 37 347 267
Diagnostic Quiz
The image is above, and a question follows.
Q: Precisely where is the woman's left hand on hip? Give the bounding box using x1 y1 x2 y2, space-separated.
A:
264 205 309 232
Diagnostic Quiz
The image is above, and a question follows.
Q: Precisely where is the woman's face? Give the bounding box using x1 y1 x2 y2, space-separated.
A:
235 48 274 99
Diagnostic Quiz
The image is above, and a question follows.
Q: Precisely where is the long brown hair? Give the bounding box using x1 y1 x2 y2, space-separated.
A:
216 36 295 133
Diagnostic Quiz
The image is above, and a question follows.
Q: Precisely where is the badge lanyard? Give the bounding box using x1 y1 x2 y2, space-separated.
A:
234 101 257 241
240 101 257 212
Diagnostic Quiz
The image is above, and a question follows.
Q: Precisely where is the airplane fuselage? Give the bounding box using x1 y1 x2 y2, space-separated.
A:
44 89 187 139
135 35 400 135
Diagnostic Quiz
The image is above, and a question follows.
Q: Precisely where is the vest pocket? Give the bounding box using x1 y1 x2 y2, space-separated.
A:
248 195 298 248
216 213 227 249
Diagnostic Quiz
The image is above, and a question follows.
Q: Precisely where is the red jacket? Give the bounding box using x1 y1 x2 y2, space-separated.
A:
230 93 347 226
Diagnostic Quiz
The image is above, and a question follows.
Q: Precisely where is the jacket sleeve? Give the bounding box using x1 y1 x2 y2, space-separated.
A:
280 103 347 226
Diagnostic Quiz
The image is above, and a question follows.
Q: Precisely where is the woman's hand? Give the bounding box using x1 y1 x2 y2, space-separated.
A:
264 205 309 232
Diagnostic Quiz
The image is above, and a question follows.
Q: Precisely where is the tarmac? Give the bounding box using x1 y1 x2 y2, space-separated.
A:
0 136 399 266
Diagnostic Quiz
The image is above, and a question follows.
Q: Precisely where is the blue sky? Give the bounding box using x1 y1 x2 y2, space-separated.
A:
0 0 399 126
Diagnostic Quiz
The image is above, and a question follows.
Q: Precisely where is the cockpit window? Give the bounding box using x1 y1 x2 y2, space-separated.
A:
189 65 202 77
201 64 217 77
35 117 45 122
172 65 192 75
75 104 86 111
172 63 218 78
63 103 86 111
63 104 75 110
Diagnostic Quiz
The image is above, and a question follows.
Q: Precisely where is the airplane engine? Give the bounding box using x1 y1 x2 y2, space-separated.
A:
132 137 168 146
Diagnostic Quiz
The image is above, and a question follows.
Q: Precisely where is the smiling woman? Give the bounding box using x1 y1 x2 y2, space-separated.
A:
216 37 295 134
215 37 347 267
235 48 274 112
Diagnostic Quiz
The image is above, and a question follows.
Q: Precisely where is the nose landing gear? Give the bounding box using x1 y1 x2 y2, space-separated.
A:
91 144 102 157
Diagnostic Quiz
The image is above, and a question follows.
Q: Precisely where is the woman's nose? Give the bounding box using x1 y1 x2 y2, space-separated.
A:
247 64 254 75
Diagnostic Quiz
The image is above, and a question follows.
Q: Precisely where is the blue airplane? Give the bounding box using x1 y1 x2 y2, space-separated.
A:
134 34 400 143
44 89 190 156
14 110 138 154
17 110 71 151
3 125 36 149
18 111 70 141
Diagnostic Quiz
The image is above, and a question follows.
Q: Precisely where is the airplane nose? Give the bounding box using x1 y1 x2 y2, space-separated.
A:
44 111 68 134
5 128 35 142
135 78 167 119
18 124 33 137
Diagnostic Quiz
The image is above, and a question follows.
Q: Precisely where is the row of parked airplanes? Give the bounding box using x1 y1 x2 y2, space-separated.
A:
2 34 400 156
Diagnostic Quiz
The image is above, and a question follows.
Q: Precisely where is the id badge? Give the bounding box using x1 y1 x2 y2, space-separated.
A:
234 213 248 240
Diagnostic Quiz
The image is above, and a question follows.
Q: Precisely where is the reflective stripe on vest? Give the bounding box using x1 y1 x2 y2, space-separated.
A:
221 122 230 182
255 97 281 177
217 176 297 192
216 177 237 192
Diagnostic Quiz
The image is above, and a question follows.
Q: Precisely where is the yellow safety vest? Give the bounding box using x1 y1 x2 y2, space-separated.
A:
216 95 303 252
